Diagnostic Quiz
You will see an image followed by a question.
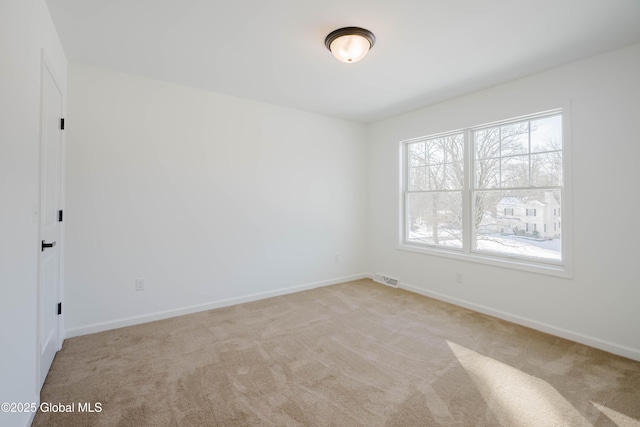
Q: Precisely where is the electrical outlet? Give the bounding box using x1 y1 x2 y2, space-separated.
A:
135 277 147 291
334 253 340 262
455 272 463 284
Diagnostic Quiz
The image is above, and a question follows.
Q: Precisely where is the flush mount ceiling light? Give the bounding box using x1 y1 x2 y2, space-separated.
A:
324 27 375 63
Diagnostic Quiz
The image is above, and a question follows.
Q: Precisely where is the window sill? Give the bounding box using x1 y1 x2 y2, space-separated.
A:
397 242 572 279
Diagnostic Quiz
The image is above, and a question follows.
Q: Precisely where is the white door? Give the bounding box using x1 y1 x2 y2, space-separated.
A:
38 56 63 389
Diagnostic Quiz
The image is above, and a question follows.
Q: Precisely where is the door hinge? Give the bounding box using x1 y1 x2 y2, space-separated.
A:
58 210 63 222
57 302 62 315
60 118 65 130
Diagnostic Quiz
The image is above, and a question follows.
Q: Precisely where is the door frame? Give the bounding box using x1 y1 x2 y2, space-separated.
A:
36 48 65 392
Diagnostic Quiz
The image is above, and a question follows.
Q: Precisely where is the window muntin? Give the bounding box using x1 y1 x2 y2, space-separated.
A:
402 110 565 269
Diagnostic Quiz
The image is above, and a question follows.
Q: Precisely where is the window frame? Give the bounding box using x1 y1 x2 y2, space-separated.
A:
398 108 573 278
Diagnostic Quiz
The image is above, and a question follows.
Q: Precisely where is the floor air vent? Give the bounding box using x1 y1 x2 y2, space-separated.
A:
374 273 399 288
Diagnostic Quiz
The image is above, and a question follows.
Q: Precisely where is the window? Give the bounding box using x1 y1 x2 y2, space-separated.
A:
401 110 567 274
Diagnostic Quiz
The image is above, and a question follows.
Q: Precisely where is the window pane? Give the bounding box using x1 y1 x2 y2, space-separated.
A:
500 122 529 157
445 162 464 190
407 192 463 248
531 115 562 153
426 139 445 164
531 152 562 186
426 162 445 190
447 134 464 163
409 142 426 167
501 155 529 187
415 133 464 191
475 156 500 189
472 189 561 261
409 167 426 191
474 128 501 160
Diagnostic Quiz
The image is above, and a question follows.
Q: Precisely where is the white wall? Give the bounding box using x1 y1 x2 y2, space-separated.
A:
367 43 640 360
65 63 367 335
0 1 67 426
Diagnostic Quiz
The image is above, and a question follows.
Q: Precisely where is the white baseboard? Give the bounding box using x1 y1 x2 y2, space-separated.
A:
398 281 640 362
64 272 639 361
65 273 370 338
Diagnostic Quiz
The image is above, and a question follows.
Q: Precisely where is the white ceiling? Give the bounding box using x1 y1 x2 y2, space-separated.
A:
46 0 640 123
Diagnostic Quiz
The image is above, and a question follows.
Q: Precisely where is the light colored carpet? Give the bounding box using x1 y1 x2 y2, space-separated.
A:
33 279 640 426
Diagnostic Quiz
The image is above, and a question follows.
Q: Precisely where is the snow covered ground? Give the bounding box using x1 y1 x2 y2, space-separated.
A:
476 235 561 260
408 228 561 261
